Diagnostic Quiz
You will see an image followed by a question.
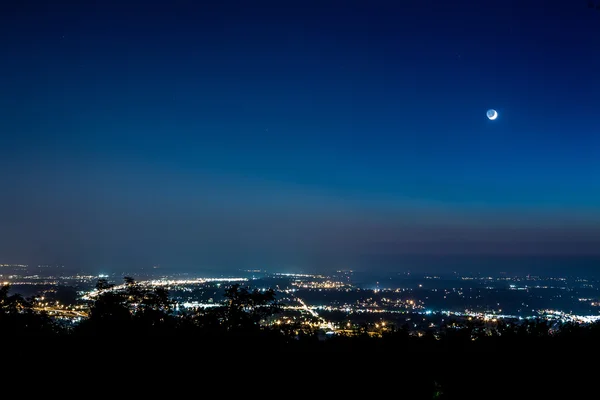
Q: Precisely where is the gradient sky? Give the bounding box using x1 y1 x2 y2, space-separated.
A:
1 0 600 273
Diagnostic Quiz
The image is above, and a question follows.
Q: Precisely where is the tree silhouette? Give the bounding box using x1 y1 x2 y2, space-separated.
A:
95 278 114 291
0 284 57 336
219 284 281 333
78 280 131 335
76 276 176 335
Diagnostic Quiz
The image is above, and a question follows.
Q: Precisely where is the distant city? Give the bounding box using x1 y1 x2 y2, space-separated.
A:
2 262 599 336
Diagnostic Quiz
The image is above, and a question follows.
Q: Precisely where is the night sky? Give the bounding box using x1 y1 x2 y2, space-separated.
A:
1 0 600 273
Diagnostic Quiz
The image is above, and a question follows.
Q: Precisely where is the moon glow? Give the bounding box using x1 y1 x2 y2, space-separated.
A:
486 109 498 120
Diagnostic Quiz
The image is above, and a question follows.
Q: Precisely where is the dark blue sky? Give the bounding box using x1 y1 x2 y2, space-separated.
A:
1 0 600 273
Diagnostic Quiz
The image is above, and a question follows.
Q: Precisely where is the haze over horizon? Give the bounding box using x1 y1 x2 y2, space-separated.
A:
1 1 599 274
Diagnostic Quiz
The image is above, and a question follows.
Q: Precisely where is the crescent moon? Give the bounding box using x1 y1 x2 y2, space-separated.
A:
487 109 498 120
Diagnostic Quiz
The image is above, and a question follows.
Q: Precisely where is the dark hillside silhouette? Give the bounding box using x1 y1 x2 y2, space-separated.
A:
1 279 597 398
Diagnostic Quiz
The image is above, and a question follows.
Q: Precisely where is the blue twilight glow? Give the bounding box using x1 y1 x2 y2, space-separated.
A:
0 1 599 272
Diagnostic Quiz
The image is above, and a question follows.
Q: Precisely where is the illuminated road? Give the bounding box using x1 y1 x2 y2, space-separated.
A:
34 307 88 318
274 283 335 331
291 294 336 331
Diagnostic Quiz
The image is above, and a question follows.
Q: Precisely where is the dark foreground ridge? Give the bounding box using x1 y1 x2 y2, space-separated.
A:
1 278 595 399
